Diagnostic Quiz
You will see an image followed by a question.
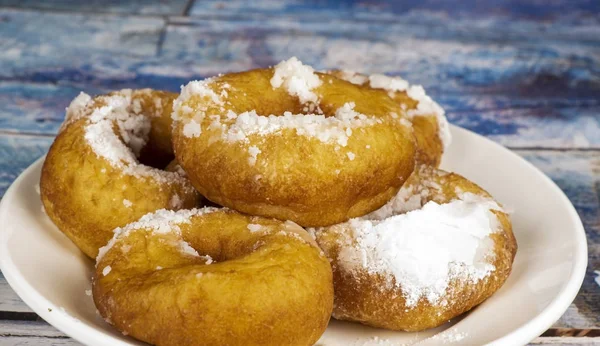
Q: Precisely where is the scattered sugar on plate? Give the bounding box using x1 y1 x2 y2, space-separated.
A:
85 289 92 296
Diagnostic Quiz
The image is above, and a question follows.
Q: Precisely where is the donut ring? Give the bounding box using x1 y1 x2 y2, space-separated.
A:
41 90 201 258
94 208 333 346
314 167 517 331
171 58 416 227
329 70 450 167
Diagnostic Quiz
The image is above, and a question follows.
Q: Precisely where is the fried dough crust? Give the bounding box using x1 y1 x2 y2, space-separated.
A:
172 69 415 227
315 167 517 331
94 208 334 346
41 90 201 258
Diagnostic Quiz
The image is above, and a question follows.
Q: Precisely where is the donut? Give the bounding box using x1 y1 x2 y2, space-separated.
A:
171 57 416 227
328 70 450 167
314 167 517 331
40 90 201 259
93 208 333 346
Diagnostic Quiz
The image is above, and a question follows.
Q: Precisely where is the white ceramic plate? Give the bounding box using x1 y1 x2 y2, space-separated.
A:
0 126 587 346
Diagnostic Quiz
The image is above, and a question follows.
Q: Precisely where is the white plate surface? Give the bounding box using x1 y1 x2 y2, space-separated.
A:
0 126 587 346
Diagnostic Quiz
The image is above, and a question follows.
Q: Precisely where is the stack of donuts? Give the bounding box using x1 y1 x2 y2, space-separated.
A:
40 57 517 346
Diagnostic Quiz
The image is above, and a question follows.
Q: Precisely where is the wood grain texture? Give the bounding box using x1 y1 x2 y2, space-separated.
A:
0 0 189 15
0 8 165 61
189 0 600 22
0 135 51 197
0 8 598 147
0 272 32 313
0 320 79 345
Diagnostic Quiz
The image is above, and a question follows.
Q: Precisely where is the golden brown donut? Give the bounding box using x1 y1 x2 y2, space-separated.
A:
328 70 450 167
94 208 333 346
41 90 201 258
171 57 416 227
314 167 516 331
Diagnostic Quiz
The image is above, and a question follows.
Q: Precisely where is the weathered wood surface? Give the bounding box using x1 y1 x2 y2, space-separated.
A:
0 320 599 346
0 7 599 147
0 0 599 344
0 320 81 345
3 319 598 346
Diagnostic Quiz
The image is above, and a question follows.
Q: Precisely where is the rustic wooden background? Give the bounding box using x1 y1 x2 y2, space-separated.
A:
0 0 598 344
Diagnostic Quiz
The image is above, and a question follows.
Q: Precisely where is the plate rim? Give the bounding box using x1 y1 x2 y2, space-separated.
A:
0 125 588 346
450 127 588 346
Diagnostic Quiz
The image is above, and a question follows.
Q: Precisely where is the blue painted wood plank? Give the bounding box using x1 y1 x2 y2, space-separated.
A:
0 0 188 15
0 12 598 147
160 18 600 104
449 107 600 148
518 150 600 329
189 0 600 25
0 82 104 135
0 8 164 62
0 135 50 198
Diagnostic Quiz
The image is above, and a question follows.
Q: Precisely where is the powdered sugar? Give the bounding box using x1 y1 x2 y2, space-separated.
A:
219 103 378 147
336 70 368 85
369 74 409 92
247 224 262 233
102 266 112 276
334 71 452 150
405 85 452 150
122 199 132 208
182 119 201 138
248 145 261 166
169 194 182 208
96 208 221 263
61 92 92 132
337 199 499 308
66 90 195 191
270 57 322 104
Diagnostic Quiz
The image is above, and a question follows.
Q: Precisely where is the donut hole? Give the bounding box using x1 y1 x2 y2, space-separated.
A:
216 71 403 119
178 212 286 263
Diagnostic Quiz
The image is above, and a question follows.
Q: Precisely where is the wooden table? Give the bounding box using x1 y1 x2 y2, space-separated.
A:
0 1 598 344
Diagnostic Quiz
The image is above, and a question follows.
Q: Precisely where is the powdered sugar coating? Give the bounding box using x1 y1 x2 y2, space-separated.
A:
102 266 112 276
270 57 322 104
338 200 499 308
247 224 262 233
64 90 194 191
336 71 452 150
216 103 379 147
321 169 506 309
405 85 452 150
96 208 221 263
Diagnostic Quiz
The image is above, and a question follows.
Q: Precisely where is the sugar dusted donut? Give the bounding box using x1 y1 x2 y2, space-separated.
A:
330 70 450 167
94 208 333 346
40 90 201 258
171 57 416 227
314 167 516 331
